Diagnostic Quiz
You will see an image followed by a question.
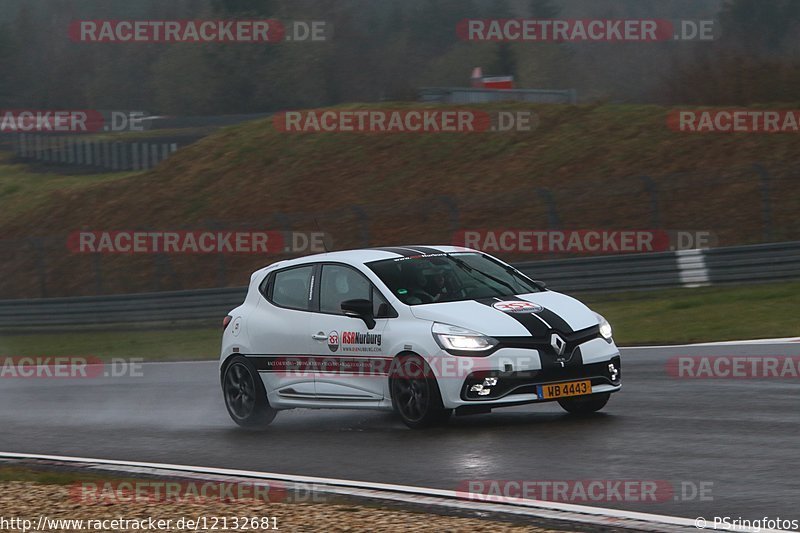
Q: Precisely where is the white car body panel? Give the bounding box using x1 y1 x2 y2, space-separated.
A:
220 245 621 415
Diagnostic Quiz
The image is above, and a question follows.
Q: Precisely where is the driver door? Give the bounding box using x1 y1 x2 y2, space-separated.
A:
309 264 392 402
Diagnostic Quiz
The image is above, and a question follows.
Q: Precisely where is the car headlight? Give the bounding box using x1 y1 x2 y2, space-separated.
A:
595 313 613 341
432 323 498 355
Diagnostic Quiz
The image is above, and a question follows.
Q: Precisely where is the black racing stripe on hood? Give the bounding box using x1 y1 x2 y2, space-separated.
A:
474 298 550 337
535 308 574 334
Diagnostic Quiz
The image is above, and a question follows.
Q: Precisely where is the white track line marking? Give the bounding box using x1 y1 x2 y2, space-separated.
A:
624 337 800 349
0 452 790 532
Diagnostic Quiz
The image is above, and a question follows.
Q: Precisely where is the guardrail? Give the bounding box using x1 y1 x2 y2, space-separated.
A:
516 251 684 292
10 134 179 172
1 241 799 329
419 87 577 104
0 287 245 328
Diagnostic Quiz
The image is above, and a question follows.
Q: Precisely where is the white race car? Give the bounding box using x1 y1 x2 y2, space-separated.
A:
220 246 621 429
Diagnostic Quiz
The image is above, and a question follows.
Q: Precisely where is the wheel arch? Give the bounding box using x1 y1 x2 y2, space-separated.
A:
219 352 244 385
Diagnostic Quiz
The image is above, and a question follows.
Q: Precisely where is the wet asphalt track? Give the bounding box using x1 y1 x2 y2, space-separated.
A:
1 343 799 524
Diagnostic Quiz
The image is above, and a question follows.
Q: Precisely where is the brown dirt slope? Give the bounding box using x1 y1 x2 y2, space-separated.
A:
2 102 799 297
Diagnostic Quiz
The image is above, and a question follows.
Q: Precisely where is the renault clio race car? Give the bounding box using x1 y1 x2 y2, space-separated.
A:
220 246 621 429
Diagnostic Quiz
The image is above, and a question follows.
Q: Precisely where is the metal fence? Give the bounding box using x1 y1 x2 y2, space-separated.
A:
1 241 798 329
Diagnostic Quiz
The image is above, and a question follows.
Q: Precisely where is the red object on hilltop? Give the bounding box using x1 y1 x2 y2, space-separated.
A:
471 67 514 89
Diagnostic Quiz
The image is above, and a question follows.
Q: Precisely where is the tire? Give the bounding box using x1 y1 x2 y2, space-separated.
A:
558 392 611 415
390 354 452 429
222 356 277 429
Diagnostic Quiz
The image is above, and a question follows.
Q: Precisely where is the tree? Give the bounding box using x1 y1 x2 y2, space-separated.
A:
719 0 800 55
528 0 559 18
0 26 13 102
211 0 275 16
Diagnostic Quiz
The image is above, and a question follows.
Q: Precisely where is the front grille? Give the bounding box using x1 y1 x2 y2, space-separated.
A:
494 325 601 358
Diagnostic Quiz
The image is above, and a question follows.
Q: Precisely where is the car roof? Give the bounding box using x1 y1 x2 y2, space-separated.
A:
257 245 479 273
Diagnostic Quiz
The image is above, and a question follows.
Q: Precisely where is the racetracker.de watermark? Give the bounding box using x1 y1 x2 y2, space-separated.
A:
669 110 800 133
69 20 328 43
457 19 715 42
453 230 716 254
67 231 328 254
0 357 143 379
70 480 329 505
260 354 593 381
667 356 800 379
262 355 497 380
0 110 147 133
273 109 538 133
457 480 713 503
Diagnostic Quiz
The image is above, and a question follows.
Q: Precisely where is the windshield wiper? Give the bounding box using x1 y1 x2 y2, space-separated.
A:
446 254 518 295
501 265 546 291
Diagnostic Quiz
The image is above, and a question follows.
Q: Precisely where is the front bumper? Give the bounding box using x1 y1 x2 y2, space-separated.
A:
433 337 622 409
460 355 621 401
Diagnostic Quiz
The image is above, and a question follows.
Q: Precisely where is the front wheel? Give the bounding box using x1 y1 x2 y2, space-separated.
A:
390 355 452 429
222 356 277 430
558 392 611 415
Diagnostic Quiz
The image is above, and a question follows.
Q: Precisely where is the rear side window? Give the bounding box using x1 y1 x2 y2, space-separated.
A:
271 266 314 310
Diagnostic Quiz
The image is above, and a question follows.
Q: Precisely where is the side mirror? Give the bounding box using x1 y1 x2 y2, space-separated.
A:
533 280 547 290
341 299 376 329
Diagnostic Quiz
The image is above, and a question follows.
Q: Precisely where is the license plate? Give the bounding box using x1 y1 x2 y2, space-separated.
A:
537 380 592 400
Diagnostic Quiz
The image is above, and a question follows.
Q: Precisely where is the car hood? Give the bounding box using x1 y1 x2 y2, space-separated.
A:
409 291 598 337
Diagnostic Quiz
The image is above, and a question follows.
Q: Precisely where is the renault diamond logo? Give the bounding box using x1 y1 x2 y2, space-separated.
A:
550 333 567 356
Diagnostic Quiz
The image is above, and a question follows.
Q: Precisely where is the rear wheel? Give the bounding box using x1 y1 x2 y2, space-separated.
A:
222 356 277 429
558 392 610 415
390 354 451 429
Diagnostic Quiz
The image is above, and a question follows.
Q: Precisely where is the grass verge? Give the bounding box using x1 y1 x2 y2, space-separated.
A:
0 326 219 362
584 280 800 345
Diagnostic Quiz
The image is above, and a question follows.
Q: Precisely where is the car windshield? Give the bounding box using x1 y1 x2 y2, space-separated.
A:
367 252 541 305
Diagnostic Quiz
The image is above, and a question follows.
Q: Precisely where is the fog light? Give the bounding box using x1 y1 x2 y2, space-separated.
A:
470 384 484 392
608 363 618 381
477 389 491 396
483 377 498 386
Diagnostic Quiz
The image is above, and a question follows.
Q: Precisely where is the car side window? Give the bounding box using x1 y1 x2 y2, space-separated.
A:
270 266 314 310
319 264 371 314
